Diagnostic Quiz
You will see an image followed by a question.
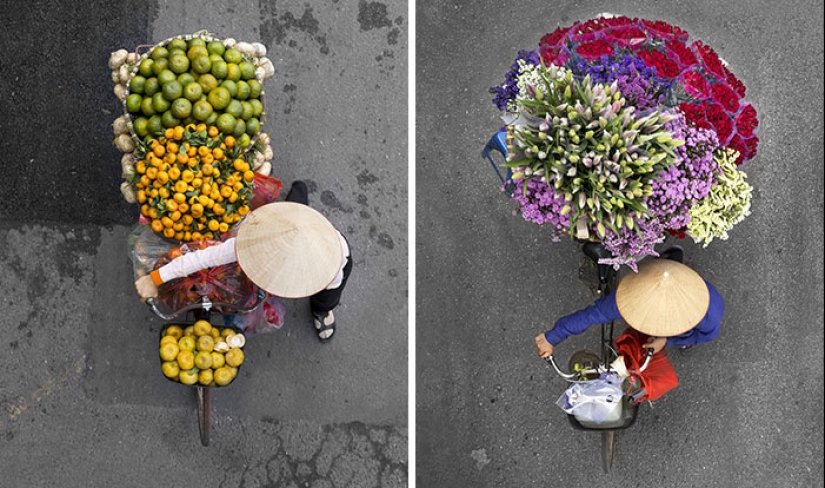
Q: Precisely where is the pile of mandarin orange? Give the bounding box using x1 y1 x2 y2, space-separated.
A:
133 123 256 241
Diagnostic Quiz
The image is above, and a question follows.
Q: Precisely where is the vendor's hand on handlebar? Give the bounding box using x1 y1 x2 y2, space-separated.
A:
534 334 554 359
135 275 159 302
643 336 667 354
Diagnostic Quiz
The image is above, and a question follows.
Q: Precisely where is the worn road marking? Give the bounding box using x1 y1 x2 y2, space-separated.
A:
1 354 86 431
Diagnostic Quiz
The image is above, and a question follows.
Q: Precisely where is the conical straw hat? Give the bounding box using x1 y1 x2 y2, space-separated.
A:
235 202 342 298
615 259 709 337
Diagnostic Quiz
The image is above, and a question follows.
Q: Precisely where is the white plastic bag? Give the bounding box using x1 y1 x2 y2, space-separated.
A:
556 372 624 423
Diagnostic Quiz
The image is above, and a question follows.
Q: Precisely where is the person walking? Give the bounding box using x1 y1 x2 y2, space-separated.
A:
135 181 352 342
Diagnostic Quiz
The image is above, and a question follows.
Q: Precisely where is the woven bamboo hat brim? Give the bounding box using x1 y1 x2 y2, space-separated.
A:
615 259 709 337
235 202 342 298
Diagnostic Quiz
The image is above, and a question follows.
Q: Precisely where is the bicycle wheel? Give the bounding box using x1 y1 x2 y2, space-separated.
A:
196 386 212 446
601 431 616 473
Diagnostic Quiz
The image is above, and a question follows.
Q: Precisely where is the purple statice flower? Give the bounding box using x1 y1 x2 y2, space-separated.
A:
507 176 571 240
599 215 666 271
576 55 670 110
490 50 540 111
646 112 720 230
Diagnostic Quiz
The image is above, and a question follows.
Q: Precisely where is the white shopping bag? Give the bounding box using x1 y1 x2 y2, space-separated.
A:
556 372 624 423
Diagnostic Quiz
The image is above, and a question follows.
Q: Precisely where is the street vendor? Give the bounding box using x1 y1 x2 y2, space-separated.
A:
135 181 352 342
534 247 725 358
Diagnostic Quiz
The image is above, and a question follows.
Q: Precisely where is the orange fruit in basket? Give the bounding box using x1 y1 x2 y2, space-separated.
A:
179 368 199 386
170 98 192 119
225 348 244 368
197 335 215 352
223 47 242 64
177 350 195 371
207 40 225 56
198 369 214 386
239 62 255 81
161 361 181 380
192 100 213 122
248 80 262 99
178 336 196 352
167 38 188 53
210 59 228 80
164 325 184 339
210 352 226 369
198 73 218 93
160 335 178 347
139 58 154 77
216 114 236 135
187 45 208 61
207 86 231 110
193 320 212 337
213 367 233 386
226 63 241 82
168 52 190 74
151 46 169 60
159 342 179 362
194 351 213 370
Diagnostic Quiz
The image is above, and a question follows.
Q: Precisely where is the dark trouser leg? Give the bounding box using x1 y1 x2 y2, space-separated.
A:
285 180 351 316
285 180 309 205
311 248 352 316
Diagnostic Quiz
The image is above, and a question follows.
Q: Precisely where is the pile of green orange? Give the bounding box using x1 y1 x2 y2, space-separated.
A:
159 320 246 387
124 36 264 141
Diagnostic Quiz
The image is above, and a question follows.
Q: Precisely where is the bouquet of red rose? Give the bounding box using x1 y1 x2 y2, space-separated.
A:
491 15 758 268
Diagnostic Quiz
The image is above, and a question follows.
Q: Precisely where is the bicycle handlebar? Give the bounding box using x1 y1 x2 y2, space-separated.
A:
145 289 267 320
544 347 654 382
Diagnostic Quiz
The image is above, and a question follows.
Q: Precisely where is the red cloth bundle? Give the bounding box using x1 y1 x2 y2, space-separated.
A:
615 328 679 401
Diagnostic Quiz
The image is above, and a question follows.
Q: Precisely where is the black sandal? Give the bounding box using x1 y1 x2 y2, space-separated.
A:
313 311 336 342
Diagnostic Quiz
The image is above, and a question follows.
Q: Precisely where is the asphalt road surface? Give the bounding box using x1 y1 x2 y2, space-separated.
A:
416 1 823 487
0 1 408 487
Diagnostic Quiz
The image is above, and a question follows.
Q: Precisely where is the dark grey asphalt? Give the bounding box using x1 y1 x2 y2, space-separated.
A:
416 1 823 487
0 1 407 487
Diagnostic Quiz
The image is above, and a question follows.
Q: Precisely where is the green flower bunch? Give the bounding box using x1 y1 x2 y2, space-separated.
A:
687 148 753 246
504 65 684 240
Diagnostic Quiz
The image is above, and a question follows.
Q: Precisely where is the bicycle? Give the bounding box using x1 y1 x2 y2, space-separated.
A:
544 242 653 472
146 289 266 446
482 131 652 472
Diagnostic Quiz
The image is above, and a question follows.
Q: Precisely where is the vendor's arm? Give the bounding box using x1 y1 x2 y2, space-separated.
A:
325 232 350 290
150 237 238 285
665 280 725 347
544 291 622 346
134 238 238 300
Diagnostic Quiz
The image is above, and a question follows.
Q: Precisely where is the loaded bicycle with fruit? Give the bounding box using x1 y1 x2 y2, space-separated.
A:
109 31 285 446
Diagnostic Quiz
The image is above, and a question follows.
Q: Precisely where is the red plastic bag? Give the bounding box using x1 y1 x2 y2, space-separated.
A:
249 172 283 209
153 240 257 314
231 294 287 336
615 328 679 402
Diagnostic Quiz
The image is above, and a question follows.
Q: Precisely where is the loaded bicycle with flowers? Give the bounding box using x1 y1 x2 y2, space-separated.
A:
490 15 759 269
